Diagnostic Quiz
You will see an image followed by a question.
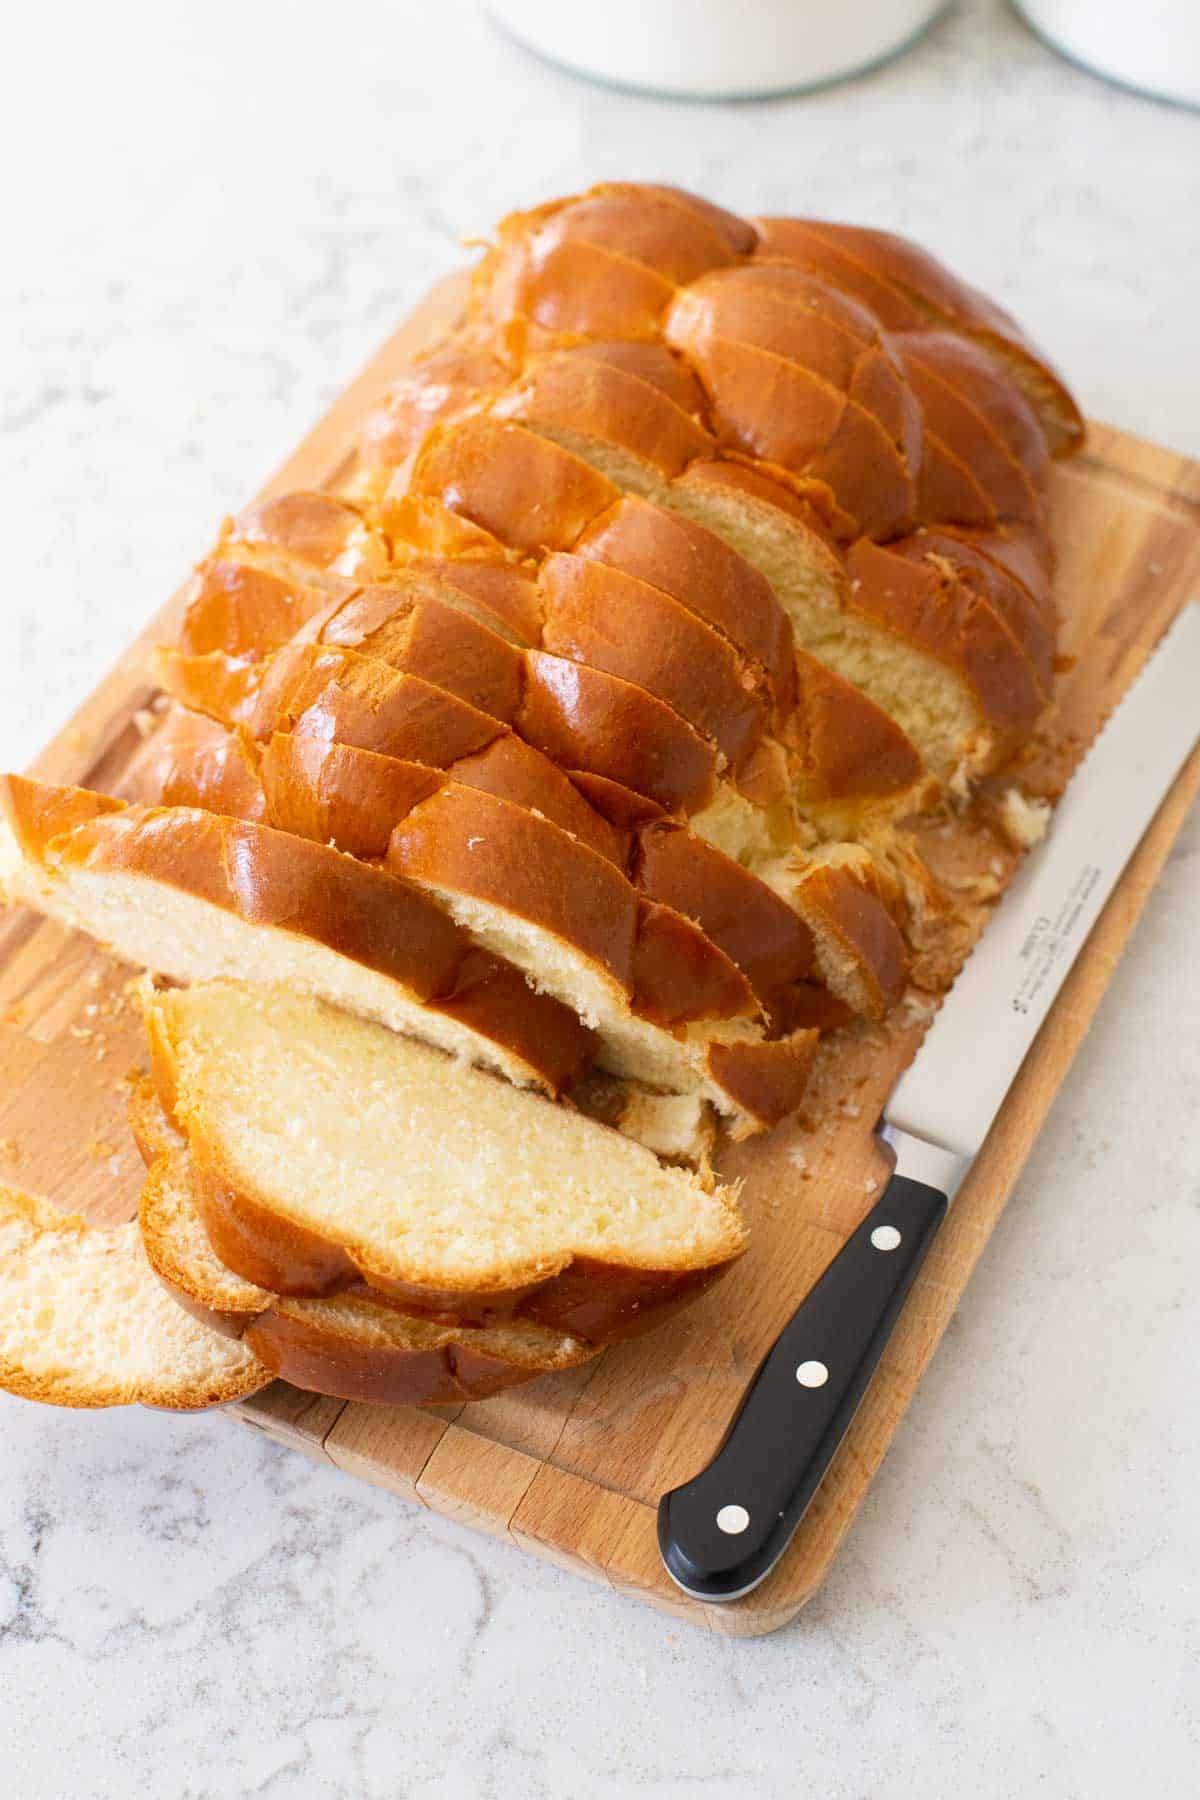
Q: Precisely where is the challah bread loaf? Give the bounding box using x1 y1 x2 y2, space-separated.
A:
144 981 747 1342
0 1180 268 1409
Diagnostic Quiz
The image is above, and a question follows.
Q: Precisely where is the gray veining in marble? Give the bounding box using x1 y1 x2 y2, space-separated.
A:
2 1 1198 1794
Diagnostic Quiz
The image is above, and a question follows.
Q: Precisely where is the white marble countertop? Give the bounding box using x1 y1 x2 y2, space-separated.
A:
2 1 1197 1793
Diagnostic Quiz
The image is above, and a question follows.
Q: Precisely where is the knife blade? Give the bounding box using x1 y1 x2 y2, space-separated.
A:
659 602 1200 1603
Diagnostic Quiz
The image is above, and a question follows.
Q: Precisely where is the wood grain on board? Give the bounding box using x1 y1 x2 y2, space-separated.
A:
1 274 1197 1635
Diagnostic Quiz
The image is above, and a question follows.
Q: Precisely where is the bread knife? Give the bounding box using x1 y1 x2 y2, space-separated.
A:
659 601 1200 1603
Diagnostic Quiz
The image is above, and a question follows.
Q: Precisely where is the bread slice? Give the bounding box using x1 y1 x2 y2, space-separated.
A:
411 415 620 556
571 495 797 713
136 1145 597 1403
661 314 915 540
291 584 525 721
471 221 678 347
123 706 267 820
355 343 511 475
385 781 761 1100
0 1181 268 1409
896 330 1051 494
144 981 747 1340
492 349 715 496
538 551 770 769
751 217 1083 455
178 558 330 658
658 456 1040 785
0 777 595 1095
221 491 392 585
518 649 720 815
895 336 1046 529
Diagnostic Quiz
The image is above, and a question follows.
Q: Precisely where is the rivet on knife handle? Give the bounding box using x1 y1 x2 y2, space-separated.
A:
657 1132 959 1603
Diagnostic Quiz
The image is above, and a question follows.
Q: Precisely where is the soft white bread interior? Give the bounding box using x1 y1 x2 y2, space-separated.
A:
144 981 746 1341
0 1182 269 1409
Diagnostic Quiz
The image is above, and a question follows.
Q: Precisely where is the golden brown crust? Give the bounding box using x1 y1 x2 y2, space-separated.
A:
387 781 641 996
634 821 814 998
259 733 441 855
396 556 543 646
125 707 267 820
293 584 525 721
790 653 924 807
178 559 330 658
538 552 769 768
589 182 757 256
704 1030 819 1131
412 415 619 555
10 781 595 1094
449 733 629 864
68 804 469 997
665 262 922 470
845 538 1047 741
896 336 1047 527
492 348 715 487
752 218 1083 455
566 769 667 829
667 328 917 540
791 862 909 1021
356 344 511 470
386 782 755 1028
573 496 797 713
630 898 757 1028
518 650 718 814
226 491 391 582
473 227 678 346
564 339 707 413
249 643 507 762
898 330 1052 488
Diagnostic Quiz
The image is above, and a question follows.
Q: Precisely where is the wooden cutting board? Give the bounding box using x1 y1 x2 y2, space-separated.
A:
2 275 1197 1637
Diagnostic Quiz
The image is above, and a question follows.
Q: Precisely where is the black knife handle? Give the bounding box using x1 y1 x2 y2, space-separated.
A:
657 1172 948 1601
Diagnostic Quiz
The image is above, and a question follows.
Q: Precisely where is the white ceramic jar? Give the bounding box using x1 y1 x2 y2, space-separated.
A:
1017 0 1200 108
487 0 948 99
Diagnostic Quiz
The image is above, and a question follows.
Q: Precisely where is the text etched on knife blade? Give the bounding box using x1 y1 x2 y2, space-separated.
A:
1010 864 1102 1015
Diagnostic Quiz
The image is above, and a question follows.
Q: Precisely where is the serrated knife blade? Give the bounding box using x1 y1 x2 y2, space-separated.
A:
660 602 1200 1602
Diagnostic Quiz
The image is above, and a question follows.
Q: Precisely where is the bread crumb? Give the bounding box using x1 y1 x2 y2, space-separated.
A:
998 786 1051 850
786 1145 809 1173
0 1138 20 1163
864 1177 879 1195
